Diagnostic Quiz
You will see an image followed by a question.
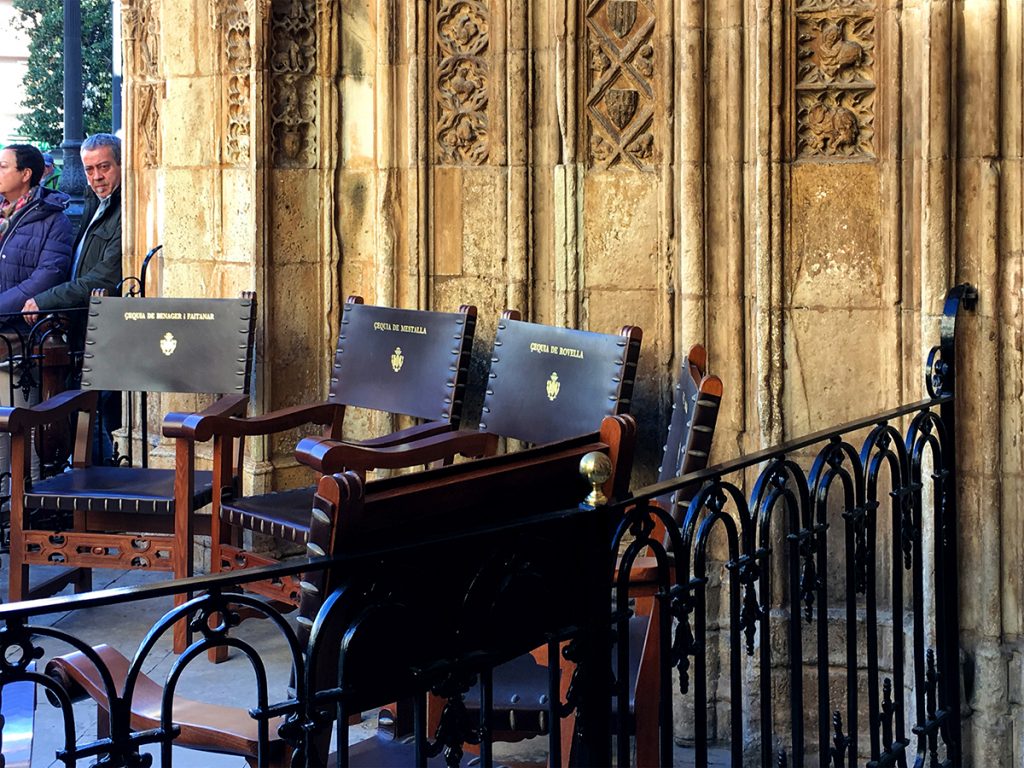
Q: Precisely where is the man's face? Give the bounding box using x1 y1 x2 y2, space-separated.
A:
82 146 121 200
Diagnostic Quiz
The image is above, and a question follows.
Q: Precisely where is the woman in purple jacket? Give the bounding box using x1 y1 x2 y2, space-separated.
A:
0 143 73 489
0 144 73 323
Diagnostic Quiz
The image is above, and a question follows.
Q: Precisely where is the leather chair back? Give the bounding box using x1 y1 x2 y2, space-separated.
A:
328 297 476 425
479 317 642 445
81 295 256 395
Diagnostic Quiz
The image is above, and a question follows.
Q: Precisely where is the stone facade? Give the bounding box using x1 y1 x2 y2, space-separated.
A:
121 0 1023 761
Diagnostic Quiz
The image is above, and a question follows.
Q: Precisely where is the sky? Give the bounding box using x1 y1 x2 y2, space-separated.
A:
0 0 31 147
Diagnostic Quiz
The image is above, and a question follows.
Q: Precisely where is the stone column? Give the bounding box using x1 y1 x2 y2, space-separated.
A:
953 0 1020 762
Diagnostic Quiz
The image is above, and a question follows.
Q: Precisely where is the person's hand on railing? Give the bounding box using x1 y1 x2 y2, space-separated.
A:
20 297 40 326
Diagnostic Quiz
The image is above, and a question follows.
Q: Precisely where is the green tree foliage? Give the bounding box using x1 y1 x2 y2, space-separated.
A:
12 0 113 147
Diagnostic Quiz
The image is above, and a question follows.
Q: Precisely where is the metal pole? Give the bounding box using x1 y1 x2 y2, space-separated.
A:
59 0 86 224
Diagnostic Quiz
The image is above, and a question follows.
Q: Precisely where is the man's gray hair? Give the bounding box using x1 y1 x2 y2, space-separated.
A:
82 133 121 165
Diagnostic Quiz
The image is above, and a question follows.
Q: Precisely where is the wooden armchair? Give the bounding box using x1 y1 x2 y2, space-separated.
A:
2 294 257 650
465 345 723 766
163 296 477 608
619 345 722 767
296 313 643 478
42 414 638 768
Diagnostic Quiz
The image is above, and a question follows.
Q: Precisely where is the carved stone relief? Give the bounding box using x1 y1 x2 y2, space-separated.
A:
136 84 162 168
123 0 161 81
796 90 875 157
270 0 317 168
794 2 876 160
585 0 657 170
123 0 162 169
222 0 251 166
435 0 490 165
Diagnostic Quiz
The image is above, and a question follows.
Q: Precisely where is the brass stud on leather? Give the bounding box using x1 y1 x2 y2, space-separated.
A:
311 508 331 525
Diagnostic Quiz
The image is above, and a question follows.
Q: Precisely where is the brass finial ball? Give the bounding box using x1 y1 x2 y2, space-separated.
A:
580 451 612 507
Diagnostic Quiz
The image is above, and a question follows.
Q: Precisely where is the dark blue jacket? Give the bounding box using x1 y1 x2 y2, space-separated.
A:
0 187 73 321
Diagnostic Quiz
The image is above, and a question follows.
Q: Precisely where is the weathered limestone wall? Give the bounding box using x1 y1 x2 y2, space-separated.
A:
953 1 1024 763
121 0 1023 760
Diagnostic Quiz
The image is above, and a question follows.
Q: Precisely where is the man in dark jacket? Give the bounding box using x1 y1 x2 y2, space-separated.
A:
23 133 122 319
23 133 123 463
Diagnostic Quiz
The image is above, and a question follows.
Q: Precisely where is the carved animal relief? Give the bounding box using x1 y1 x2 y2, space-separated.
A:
585 0 657 170
794 1 876 159
222 0 252 166
270 0 318 168
435 0 490 165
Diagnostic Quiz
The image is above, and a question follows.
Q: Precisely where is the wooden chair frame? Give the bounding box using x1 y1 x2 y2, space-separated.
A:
164 296 478 610
43 414 637 767
2 294 257 653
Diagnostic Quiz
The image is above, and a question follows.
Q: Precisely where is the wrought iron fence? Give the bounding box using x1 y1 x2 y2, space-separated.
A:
0 488 613 767
609 284 975 767
0 284 974 768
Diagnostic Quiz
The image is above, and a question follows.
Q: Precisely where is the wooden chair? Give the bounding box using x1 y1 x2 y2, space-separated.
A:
46 644 290 767
287 315 641 756
42 415 637 768
295 312 643 480
163 296 477 609
465 345 722 766
192 312 638 616
619 345 722 767
2 294 257 652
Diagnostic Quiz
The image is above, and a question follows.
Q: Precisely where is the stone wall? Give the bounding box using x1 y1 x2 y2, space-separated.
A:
121 0 1023 760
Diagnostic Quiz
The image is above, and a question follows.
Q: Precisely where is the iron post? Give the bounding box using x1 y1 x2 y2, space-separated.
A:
58 0 86 224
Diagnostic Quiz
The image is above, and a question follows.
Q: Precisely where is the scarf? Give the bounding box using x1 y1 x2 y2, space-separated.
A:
0 188 36 247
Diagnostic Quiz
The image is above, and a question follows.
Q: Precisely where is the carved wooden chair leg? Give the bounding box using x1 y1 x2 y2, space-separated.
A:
632 596 661 768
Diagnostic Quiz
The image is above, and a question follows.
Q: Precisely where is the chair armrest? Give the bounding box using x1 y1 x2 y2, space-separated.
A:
164 398 341 442
345 420 456 448
614 555 671 598
196 393 251 419
0 389 98 434
295 429 500 475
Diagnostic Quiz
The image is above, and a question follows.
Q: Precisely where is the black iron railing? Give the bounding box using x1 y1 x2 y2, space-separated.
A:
0 497 613 767
610 284 975 767
0 284 974 768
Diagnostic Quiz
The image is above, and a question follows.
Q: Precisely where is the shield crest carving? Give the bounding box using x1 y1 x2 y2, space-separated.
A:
606 88 639 130
607 0 637 38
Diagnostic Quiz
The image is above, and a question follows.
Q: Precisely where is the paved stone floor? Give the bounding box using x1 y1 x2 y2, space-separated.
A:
1 561 729 767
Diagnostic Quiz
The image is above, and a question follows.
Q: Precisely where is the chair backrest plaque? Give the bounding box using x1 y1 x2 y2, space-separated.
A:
329 300 476 424
81 296 256 395
480 318 641 445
